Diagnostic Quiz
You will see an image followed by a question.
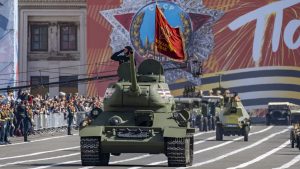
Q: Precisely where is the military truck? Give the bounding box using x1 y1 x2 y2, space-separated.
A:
215 93 251 141
290 110 300 149
266 102 291 125
79 54 195 167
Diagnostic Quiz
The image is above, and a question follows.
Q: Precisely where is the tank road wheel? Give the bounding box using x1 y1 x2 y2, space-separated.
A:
166 137 193 167
216 124 223 141
290 130 295 148
80 137 110 166
207 117 212 131
243 126 250 142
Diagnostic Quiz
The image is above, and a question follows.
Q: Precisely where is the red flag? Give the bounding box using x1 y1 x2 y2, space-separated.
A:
155 5 186 61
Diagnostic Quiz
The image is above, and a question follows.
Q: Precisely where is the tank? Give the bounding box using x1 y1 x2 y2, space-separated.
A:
79 54 195 167
290 110 300 149
266 102 291 125
215 93 251 141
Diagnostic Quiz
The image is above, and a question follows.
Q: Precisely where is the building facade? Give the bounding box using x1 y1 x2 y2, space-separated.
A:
18 0 87 97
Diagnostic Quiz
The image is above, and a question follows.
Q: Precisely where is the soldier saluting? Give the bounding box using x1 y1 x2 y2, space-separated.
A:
111 46 133 65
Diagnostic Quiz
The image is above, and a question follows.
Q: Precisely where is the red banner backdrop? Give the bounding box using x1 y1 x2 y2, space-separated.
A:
155 5 186 61
86 0 300 107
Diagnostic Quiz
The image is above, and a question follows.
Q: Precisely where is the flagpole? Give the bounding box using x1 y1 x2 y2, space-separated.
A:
154 0 162 82
154 0 158 60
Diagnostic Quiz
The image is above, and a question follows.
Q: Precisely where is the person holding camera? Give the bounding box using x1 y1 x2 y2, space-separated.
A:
111 46 133 65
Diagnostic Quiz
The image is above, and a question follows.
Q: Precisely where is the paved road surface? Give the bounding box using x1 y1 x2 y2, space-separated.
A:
0 125 299 169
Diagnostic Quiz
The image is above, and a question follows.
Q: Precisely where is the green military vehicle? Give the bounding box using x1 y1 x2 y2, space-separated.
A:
79 54 195 167
290 109 300 149
266 102 291 125
215 93 251 141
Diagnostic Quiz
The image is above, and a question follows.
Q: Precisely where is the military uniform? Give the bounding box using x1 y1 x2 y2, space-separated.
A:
67 103 77 135
6 108 14 143
0 108 9 144
16 103 30 142
111 50 130 65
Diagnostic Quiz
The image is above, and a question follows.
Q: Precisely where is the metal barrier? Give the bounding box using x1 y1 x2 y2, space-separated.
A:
32 111 87 132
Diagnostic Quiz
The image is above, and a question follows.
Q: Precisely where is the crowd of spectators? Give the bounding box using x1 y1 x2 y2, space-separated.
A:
0 89 103 145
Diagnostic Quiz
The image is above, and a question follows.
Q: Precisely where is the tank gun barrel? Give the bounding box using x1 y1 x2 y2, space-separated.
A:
129 53 140 95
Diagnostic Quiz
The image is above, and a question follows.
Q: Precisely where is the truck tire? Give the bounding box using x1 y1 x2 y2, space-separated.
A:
297 136 300 150
208 117 212 131
290 130 295 148
211 117 215 130
216 124 223 141
203 117 208 132
266 115 271 126
286 116 291 126
198 117 203 132
243 126 250 142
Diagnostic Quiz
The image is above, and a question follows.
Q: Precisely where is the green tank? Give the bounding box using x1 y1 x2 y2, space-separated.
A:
79 54 195 167
215 93 251 141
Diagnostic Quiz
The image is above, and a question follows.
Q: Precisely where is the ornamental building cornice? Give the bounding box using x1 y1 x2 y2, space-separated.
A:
19 0 87 9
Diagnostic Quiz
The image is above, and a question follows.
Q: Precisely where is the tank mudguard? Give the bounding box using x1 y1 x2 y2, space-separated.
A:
163 127 187 138
79 126 103 137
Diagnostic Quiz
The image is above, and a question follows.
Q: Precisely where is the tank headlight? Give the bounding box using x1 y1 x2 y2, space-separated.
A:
104 88 116 99
92 110 99 116
90 108 102 118
109 116 123 126
82 121 88 127
173 112 180 119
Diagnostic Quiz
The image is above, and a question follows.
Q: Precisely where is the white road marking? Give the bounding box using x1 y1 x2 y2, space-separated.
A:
0 153 80 168
194 130 215 137
272 154 300 169
227 140 290 169
194 136 215 145
29 160 81 169
78 167 93 169
194 126 273 154
0 134 78 147
179 128 289 169
28 154 152 169
110 154 152 164
128 126 274 169
0 146 79 161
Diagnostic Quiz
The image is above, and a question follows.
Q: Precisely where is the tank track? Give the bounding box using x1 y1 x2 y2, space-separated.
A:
80 137 109 166
165 137 193 167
